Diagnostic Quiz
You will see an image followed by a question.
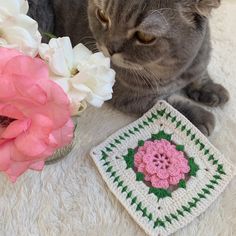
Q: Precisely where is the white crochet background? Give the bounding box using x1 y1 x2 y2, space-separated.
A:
0 1 236 235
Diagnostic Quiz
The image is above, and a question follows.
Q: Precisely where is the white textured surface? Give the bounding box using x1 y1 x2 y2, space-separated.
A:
0 1 236 236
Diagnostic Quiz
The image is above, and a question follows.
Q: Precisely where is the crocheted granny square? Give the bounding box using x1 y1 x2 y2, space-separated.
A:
90 101 235 236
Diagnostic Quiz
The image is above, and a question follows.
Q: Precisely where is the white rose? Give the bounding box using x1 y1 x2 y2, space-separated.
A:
39 37 116 115
0 0 41 57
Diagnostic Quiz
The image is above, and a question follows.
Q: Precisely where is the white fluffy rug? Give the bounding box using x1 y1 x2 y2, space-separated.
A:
1 1 236 236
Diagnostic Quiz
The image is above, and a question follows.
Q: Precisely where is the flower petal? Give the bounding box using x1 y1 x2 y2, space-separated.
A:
1 119 31 139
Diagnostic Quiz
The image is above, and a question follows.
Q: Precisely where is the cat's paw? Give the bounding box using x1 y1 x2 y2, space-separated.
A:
187 106 216 136
187 82 229 107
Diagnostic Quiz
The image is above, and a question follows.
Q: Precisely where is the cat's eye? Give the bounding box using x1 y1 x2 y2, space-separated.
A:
96 9 109 24
135 31 156 44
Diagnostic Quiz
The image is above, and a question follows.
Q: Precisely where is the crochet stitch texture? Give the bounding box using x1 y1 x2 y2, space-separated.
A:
91 101 235 236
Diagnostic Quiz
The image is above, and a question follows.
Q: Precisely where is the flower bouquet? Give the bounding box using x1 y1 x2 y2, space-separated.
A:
0 0 115 182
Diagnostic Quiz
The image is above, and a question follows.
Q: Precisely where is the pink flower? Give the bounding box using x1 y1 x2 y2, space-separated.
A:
0 48 74 182
134 140 190 189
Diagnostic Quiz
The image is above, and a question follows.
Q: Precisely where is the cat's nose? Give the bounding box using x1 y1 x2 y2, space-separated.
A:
107 47 115 56
107 43 122 56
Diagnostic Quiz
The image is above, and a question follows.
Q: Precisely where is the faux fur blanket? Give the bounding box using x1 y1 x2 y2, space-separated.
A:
0 1 236 235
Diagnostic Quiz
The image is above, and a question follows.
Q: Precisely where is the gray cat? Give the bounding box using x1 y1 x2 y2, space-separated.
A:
29 0 229 136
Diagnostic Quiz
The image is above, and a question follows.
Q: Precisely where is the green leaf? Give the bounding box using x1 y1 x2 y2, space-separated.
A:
188 201 197 208
123 149 135 169
122 186 128 193
177 210 184 217
138 140 145 147
199 143 205 151
210 179 218 185
103 161 110 166
202 188 211 195
214 175 222 180
136 172 145 181
186 129 191 136
165 216 172 224
206 184 215 190
151 112 158 119
113 176 119 183
134 128 140 133
106 166 113 173
111 171 116 177
147 117 153 123
148 213 153 221
188 158 200 177
217 164 226 175
176 121 181 128
213 160 219 165
131 197 137 205
204 149 210 155
157 109 166 117
149 188 171 200
114 139 121 144
208 155 214 161
43 32 57 39
136 202 142 211
118 181 124 187
126 191 133 199
154 219 165 229
110 143 116 148
151 131 172 141
171 116 177 123
178 180 186 189
138 125 144 129
101 151 108 161
182 206 191 213
176 145 185 151
198 193 206 199
142 207 147 217
171 214 178 220
129 129 135 135
106 147 112 152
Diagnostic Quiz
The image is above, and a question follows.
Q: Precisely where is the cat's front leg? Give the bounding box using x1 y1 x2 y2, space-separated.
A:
185 72 229 107
167 94 215 136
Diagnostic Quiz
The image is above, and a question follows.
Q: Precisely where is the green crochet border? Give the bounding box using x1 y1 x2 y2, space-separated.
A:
99 108 227 229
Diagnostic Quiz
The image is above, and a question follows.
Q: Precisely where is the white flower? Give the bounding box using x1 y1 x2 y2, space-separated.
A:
0 0 41 57
39 37 116 115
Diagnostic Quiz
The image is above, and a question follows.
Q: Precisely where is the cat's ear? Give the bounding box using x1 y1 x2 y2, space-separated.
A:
193 0 220 17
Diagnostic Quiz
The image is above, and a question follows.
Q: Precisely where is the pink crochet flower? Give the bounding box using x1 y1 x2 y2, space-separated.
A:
134 140 190 189
0 48 74 182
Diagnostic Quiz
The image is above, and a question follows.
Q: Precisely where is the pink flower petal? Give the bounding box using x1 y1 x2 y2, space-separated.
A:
0 48 22 72
145 163 158 175
169 175 182 185
0 104 25 120
156 169 169 179
30 161 45 171
3 55 48 82
0 142 11 171
2 119 31 139
151 175 169 189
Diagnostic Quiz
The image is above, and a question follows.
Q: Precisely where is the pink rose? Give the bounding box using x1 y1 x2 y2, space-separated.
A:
0 48 74 182
134 139 190 189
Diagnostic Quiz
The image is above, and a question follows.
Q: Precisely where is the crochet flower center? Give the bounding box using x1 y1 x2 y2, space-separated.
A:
134 139 190 189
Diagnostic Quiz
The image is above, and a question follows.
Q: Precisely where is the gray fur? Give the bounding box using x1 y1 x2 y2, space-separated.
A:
28 0 229 136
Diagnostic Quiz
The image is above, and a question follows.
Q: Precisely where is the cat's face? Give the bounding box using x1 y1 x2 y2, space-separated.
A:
87 0 218 73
